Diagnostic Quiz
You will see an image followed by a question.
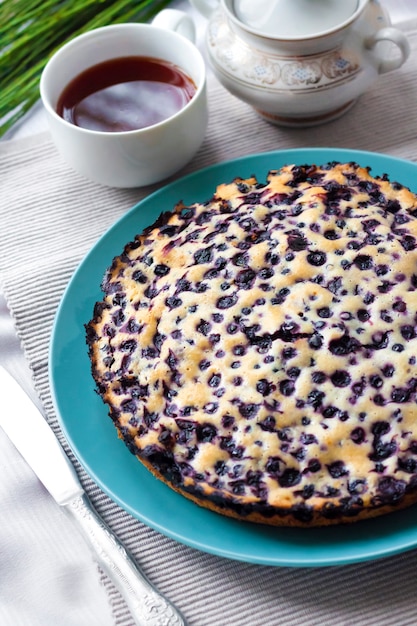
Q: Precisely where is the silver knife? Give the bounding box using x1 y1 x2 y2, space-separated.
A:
0 366 186 626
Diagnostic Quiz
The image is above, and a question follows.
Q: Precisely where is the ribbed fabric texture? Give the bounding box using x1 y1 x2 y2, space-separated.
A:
2 23 417 626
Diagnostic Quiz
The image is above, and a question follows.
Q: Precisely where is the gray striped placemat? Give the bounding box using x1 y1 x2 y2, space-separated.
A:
2 23 417 625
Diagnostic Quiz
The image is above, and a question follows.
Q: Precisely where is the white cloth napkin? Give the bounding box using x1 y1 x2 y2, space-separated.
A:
0 305 115 625
2 15 417 626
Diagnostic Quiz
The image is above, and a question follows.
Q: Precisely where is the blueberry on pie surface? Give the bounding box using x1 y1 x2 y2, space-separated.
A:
86 162 417 526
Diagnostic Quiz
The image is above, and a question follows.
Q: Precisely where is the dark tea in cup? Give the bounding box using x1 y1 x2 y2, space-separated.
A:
56 56 197 132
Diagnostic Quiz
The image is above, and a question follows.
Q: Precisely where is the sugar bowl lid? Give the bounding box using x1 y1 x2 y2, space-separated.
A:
233 0 359 38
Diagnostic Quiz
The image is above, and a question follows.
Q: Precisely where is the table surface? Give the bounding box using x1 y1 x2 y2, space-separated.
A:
1 2 417 626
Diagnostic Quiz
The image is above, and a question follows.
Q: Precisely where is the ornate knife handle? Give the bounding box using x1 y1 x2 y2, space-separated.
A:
65 493 187 626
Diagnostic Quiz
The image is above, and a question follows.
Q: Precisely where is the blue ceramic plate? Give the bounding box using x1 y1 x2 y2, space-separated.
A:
50 148 417 567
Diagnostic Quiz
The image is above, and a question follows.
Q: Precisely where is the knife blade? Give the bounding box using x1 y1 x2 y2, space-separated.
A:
0 366 186 626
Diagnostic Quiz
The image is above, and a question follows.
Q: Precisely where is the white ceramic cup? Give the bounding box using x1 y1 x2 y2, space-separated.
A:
40 10 208 188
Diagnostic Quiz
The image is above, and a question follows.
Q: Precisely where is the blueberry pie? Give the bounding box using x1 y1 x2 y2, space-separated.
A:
86 162 417 526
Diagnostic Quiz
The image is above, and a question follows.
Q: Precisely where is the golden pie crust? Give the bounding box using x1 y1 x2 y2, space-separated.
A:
86 162 417 526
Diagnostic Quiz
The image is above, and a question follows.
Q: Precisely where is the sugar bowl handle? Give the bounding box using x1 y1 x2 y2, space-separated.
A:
366 26 410 74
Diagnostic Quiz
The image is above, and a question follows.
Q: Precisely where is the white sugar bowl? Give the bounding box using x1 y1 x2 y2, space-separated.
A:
190 0 410 126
